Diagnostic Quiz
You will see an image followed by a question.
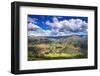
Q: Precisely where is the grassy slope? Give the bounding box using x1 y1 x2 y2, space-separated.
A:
28 43 87 61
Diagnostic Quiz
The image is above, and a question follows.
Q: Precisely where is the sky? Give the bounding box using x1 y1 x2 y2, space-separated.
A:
28 15 88 36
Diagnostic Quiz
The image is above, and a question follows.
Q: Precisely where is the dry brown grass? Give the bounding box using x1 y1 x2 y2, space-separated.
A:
34 44 50 49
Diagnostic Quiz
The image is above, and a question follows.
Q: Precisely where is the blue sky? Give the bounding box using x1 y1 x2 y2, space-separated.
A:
28 15 88 36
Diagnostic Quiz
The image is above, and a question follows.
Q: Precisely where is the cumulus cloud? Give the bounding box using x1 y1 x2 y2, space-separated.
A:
46 17 63 28
28 21 51 36
46 17 88 36
28 23 50 36
28 22 40 31
28 17 38 24
28 16 87 36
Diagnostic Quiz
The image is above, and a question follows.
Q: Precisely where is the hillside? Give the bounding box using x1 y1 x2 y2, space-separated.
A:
28 35 88 60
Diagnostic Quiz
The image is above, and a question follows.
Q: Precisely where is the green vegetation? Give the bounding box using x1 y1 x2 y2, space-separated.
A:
28 35 88 61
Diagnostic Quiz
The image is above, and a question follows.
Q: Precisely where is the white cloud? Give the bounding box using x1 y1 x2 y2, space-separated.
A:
28 17 50 36
46 17 63 29
28 23 40 30
53 17 59 23
28 17 87 36
28 23 54 36
46 17 88 33
28 17 38 24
